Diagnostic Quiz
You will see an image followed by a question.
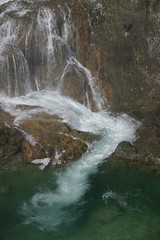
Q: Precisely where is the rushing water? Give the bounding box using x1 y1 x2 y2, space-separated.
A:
0 0 106 110
0 86 141 240
0 90 139 231
0 1 160 240
0 89 141 239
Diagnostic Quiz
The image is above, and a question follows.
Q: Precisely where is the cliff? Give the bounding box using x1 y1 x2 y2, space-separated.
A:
68 0 160 170
1 0 160 170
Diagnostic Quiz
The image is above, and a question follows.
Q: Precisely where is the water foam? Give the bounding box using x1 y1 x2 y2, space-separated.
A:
0 1 107 110
0 0 13 6
0 91 139 231
0 0 139 231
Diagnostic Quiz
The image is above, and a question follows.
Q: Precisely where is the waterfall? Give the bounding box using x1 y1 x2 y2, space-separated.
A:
0 90 139 231
0 0 139 232
0 0 106 110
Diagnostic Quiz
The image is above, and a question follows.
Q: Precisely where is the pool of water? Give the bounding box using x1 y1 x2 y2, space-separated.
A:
0 161 160 240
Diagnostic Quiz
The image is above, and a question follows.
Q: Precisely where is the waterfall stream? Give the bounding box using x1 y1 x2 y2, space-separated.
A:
0 0 105 110
0 0 139 233
0 90 138 230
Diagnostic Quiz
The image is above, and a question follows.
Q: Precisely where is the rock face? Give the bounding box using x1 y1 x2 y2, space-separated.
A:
0 121 23 158
65 1 160 112
73 0 160 116
20 115 93 163
1 0 160 169
109 109 160 171
0 108 97 164
75 0 160 169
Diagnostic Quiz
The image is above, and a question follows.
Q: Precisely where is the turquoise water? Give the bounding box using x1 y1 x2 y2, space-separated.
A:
0 90 140 240
0 161 160 240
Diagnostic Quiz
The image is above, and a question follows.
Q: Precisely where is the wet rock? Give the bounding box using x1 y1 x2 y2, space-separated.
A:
109 110 160 170
0 108 98 164
83 0 160 115
1 0 160 171
74 0 160 169
60 64 90 107
0 121 23 158
22 141 46 163
20 114 97 164
110 141 138 160
0 107 14 124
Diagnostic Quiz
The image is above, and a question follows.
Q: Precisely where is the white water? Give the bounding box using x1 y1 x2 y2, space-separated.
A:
0 91 139 230
32 158 51 170
0 0 139 231
0 0 13 6
0 1 107 110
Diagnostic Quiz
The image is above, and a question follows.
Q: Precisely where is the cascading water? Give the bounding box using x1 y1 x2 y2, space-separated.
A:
0 0 139 233
0 0 104 110
0 91 139 230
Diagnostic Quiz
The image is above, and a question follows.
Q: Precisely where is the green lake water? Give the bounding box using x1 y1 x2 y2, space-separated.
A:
0 161 160 240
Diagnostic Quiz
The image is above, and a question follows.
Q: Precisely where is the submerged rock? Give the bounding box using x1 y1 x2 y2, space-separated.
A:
0 185 10 195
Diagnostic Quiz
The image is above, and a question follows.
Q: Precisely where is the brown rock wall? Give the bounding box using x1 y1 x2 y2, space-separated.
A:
0 108 97 165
